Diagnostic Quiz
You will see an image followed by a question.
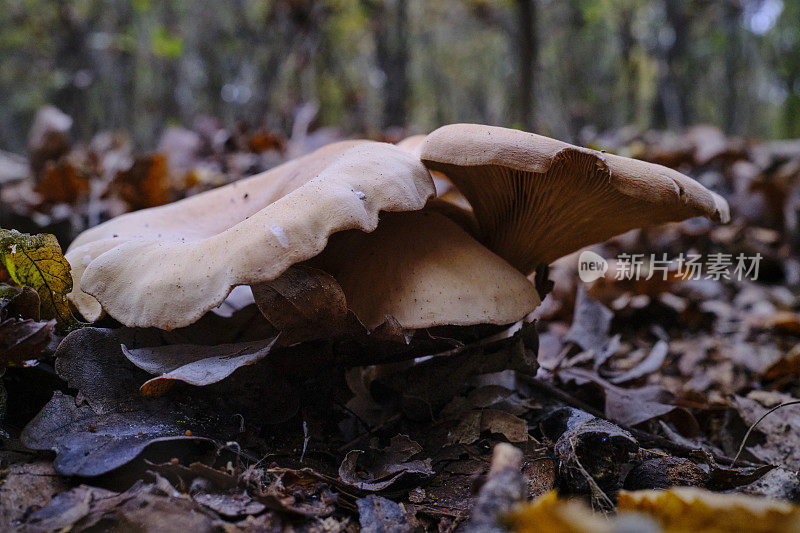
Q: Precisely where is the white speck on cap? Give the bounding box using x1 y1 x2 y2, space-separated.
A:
270 225 289 248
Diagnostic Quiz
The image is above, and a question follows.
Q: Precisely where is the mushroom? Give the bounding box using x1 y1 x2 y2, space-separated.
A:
67 124 729 334
66 139 536 330
418 124 730 274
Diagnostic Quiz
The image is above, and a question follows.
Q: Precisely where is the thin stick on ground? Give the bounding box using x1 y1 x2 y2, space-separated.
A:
732 400 800 467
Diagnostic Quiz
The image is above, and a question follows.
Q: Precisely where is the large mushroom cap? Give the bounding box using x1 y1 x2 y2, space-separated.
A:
67 141 436 329
311 209 539 329
419 124 730 274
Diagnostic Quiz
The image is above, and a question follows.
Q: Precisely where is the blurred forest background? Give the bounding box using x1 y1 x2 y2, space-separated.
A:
1 0 799 153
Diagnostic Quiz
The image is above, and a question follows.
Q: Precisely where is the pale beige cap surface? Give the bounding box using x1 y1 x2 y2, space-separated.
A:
67 141 435 329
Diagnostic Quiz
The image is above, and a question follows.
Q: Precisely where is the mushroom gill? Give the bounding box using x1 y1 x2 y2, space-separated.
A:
419 124 730 274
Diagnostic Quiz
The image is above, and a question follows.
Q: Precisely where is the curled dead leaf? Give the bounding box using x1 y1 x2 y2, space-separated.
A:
122 336 279 397
339 434 434 491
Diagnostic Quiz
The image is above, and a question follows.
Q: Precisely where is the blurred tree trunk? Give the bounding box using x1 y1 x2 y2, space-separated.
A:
159 3 181 125
778 0 800 137
656 0 691 129
108 0 135 133
515 0 537 131
723 0 744 134
52 6 89 137
617 5 637 125
372 0 409 129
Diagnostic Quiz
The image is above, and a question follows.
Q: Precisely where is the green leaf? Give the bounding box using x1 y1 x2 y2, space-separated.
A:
151 27 184 59
0 229 82 333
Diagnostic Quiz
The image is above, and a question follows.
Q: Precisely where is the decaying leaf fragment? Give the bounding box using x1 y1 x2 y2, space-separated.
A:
0 229 81 332
357 495 412 532
0 284 41 320
251 265 357 343
111 153 170 210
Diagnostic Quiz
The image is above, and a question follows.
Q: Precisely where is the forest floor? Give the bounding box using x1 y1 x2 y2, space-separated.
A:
3 112 800 531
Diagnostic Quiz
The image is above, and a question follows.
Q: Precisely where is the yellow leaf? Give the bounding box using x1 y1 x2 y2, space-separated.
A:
505 492 613 533
509 488 800 533
0 229 81 332
618 487 800 533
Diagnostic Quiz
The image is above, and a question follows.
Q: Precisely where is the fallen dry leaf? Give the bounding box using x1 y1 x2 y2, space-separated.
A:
339 434 434 491
0 284 41 321
193 491 265 518
0 317 55 369
18 476 225 532
23 327 274 476
111 153 170 210
20 391 228 477
0 457 70 525
558 366 698 434
122 335 279 397
257 467 340 517
618 487 800 533
446 409 529 445
565 287 617 366
0 229 81 332
608 339 668 384
252 264 359 344
505 491 613 533
35 159 89 205
357 494 412 532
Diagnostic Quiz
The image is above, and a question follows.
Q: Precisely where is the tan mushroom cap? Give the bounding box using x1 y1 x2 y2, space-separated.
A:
396 134 427 152
67 141 436 329
397 134 478 235
310 209 540 329
419 124 730 274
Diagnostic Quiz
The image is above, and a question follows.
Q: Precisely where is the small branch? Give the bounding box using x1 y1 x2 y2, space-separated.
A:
464 443 526 533
732 400 800 467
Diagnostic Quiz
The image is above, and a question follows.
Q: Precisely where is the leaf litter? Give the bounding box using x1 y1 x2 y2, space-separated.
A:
6 120 800 531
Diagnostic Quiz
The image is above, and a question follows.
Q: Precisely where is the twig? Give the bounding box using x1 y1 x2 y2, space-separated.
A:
570 442 614 511
300 419 309 463
732 400 800 467
464 443 526 533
